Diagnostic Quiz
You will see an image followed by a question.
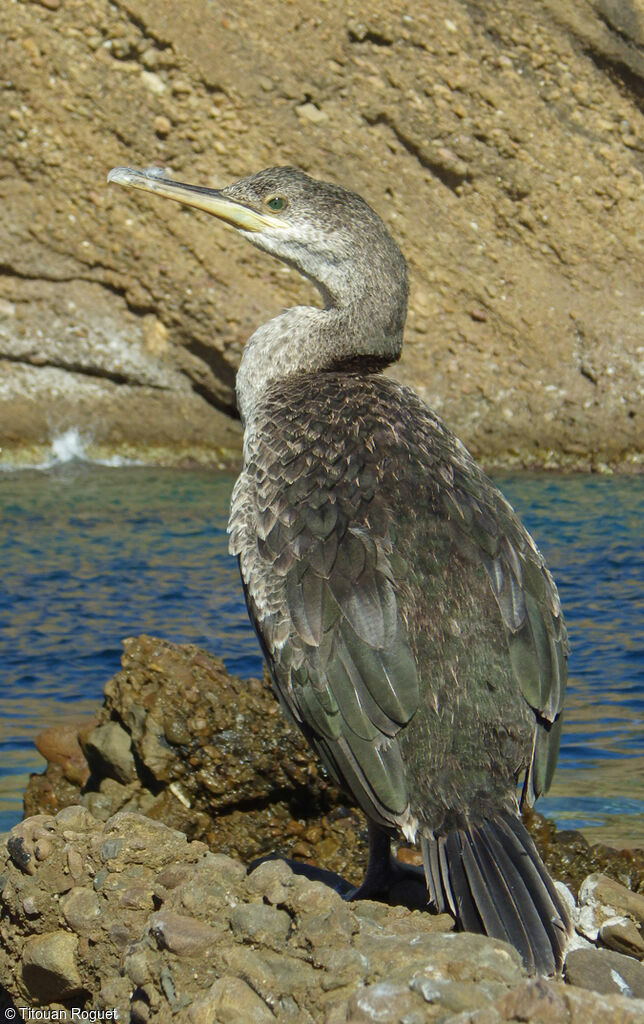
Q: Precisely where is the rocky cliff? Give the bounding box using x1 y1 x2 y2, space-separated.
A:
1 0 643 469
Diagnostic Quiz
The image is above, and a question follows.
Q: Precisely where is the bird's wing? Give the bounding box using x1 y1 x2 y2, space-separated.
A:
439 450 568 806
230 376 567 822
230 434 420 829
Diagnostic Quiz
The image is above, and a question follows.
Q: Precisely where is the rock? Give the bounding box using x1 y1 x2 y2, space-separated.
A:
577 872 644 942
153 115 171 137
60 887 102 935
346 982 423 1023
186 976 274 1023
600 917 644 960
21 931 83 1002
149 911 220 955
565 947 644 998
34 722 91 786
295 102 328 123
1 0 643 470
229 903 292 947
81 721 136 784
23 636 644 913
2 806 644 1021
492 976 644 1024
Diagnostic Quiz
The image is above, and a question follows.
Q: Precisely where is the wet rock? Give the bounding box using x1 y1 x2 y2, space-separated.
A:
24 635 367 884
565 947 644 998
21 931 83 1002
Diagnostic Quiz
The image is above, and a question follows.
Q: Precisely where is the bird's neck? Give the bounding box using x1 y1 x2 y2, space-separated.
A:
236 291 405 427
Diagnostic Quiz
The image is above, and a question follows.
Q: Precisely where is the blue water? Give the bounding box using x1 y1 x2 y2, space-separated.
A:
0 462 642 845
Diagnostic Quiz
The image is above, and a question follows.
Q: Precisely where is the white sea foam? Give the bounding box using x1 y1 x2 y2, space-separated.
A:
0 427 142 471
50 427 89 463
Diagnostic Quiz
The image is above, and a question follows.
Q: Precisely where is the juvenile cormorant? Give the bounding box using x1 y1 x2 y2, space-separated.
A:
108 164 571 974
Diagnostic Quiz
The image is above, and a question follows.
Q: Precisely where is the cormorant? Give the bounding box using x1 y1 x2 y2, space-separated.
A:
108 163 571 974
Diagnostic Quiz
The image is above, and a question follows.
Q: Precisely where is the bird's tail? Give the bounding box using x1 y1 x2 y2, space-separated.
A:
420 811 571 975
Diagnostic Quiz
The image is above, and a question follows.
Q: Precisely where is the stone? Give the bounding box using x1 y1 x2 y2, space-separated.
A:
229 902 292 946
411 976 497 1013
245 857 293 905
187 976 274 1023
579 874 644 930
21 931 83 1002
600 917 644 960
295 101 328 123
149 910 220 955
565 947 644 999
153 115 171 137
346 982 425 1024
34 723 91 786
60 887 101 934
82 721 136 783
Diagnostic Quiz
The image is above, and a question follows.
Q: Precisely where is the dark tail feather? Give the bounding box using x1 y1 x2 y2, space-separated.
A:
420 811 571 975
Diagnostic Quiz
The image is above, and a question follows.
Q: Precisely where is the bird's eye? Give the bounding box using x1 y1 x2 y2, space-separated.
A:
266 196 286 211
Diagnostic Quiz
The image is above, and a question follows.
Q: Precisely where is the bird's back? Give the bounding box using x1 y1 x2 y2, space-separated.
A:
229 371 567 837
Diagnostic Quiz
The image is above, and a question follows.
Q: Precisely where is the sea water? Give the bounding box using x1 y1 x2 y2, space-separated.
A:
0 455 642 846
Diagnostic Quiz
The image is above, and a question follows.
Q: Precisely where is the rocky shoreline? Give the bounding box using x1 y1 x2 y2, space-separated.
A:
1 636 643 1020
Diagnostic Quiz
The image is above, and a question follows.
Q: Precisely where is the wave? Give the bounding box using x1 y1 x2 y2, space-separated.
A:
0 428 142 471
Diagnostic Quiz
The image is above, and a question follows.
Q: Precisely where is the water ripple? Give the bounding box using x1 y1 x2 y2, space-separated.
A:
0 465 641 845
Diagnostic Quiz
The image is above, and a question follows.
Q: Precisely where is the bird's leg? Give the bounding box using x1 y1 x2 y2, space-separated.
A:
343 821 427 909
247 821 428 909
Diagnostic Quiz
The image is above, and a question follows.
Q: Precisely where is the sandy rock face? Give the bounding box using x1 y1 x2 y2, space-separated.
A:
1 0 642 469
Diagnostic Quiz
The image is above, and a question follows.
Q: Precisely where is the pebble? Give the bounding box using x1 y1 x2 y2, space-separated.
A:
188 976 274 1023
149 910 220 955
600 917 644 960
34 723 90 781
141 70 166 95
21 930 82 1002
348 982 425 1024
565 947 644 999
7 835 35 875
61 887 101 934
171 79 191 95
229 902 292 946
141 315 170 357
154 115 171 137
84 721 135 784
34 837 52 862
295 102 328 124
578 872 644 940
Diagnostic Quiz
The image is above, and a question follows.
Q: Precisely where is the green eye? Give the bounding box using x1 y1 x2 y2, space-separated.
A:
267 196 286 211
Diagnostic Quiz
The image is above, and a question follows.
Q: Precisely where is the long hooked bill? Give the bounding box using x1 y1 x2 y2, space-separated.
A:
107 166 286 233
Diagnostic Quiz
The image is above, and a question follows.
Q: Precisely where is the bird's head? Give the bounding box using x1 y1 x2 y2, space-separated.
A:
107 164 407 310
